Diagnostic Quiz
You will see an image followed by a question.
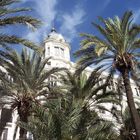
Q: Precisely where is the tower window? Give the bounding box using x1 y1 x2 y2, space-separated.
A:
60 48 64 57
54 47 59 56
46 47 50 55
54 46 64 57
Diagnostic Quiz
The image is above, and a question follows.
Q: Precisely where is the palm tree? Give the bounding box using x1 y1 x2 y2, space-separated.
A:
75 11 140 139
20 70 118 140
60 70 119 139
61 69 119 113
30 69 119 140
0 49 62 140
20 102 117 140
0 0 41 52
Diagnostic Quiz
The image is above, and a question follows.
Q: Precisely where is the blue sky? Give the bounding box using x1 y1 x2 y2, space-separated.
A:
6 0 140 61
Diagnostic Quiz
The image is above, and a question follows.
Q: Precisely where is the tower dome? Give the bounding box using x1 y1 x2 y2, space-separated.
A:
44 28 71 68
47 27 65 43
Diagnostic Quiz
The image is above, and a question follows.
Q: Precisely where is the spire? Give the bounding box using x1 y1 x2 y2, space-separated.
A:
51 27 56 33
51 20 56 33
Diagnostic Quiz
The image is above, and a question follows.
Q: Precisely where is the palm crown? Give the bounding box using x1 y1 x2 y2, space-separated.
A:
0 49 62 139
76 11 140 73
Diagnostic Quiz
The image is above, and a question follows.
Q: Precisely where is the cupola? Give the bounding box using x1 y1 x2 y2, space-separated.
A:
44 28 71 68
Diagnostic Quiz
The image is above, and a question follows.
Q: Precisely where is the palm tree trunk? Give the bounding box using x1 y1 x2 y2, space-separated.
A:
18 106 29 140
122 69 140 140
19 114 28 140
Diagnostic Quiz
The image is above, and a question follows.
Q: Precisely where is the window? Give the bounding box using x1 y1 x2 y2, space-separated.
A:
28 132 33 140
54 46 64 57
108 79 115 90
115 82 118 91
48 76 57 87
2 128 8 140
1 108 12 123
60 48 64 57
98 78 103 86
99 110 105 114
46 47 50 55
54 47 59 56
135 88 139 96
108 81 112 89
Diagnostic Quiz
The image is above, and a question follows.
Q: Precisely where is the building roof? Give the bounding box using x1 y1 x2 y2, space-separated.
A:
47 27 66 43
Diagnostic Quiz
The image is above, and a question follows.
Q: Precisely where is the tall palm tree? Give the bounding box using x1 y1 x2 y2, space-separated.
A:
75 11 140 139
0 49 62 140
0 0 41 52
0 1 41 136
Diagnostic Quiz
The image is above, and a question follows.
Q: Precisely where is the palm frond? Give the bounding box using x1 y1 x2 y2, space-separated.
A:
0 35 43 53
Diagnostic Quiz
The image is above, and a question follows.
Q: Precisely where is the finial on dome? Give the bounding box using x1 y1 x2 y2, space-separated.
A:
51 27 56 33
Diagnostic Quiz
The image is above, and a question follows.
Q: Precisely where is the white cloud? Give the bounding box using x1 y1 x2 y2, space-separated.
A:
34 0 57 28
133 9 140 23
24 0 57 42
21 1 86 43
59 5 85 42
103 0 111 9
